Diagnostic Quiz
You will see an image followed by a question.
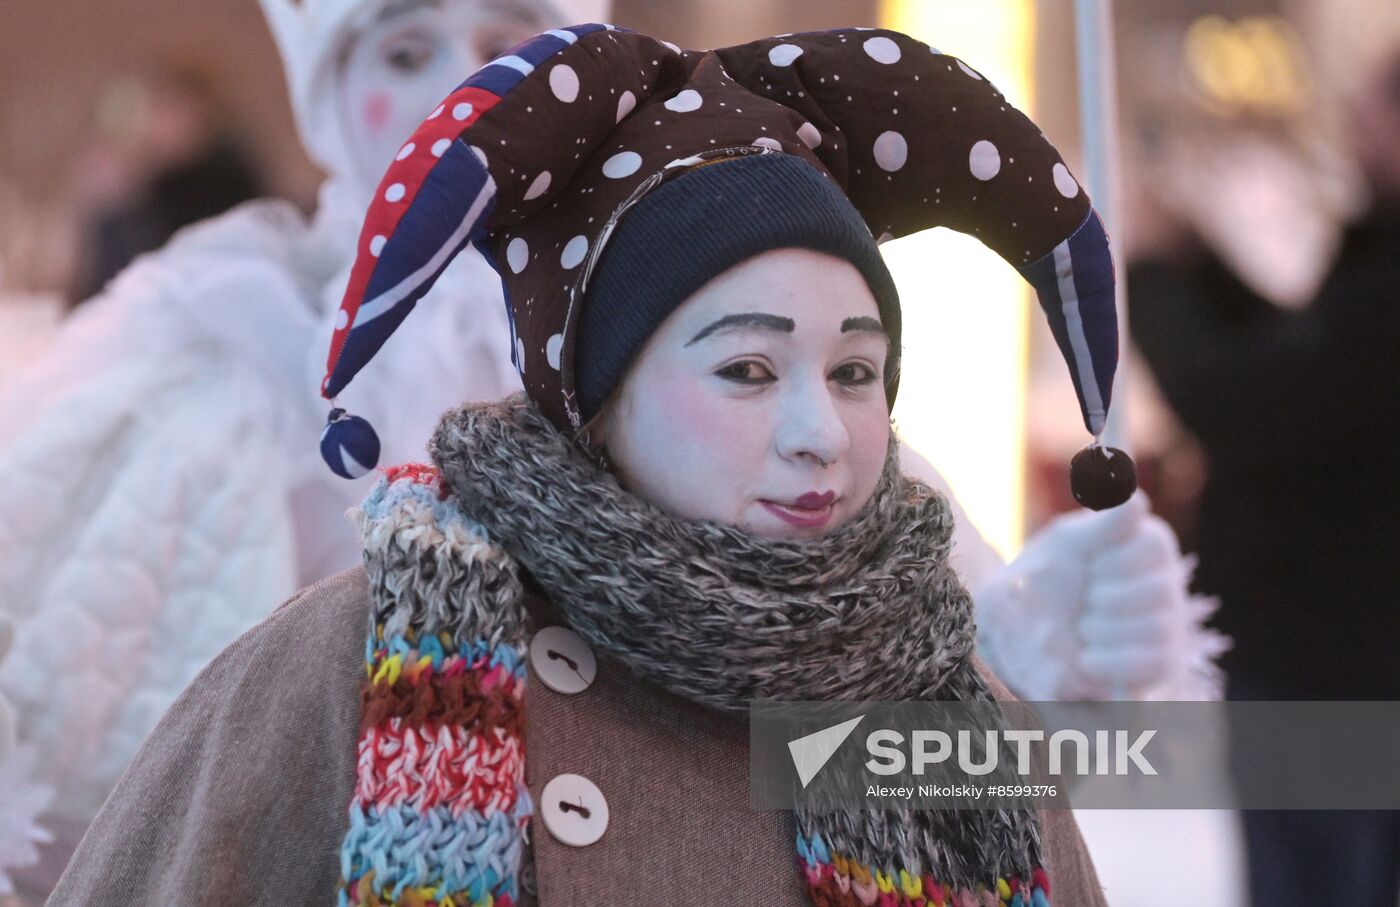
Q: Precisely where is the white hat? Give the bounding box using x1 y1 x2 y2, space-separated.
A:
258 0 611 182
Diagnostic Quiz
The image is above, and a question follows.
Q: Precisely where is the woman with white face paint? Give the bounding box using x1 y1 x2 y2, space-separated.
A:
43 23 1224 905
46 171 1108 907
593 247 894 537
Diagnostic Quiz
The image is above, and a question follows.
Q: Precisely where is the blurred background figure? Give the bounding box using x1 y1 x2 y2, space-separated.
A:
65 60 266 307
0 0 594 900
1128 44 1400 902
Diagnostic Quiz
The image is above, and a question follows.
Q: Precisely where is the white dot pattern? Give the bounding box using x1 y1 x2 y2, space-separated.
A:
969 140 1001 180
602 151 642 178
507 237 530 273
874 131 908 172
550 64 580 102
863 36 901 64
1053 162 1080 198
617 90 637 122
524 171 552 200
560 235 588 269
664 89 703 112
769 44 804 66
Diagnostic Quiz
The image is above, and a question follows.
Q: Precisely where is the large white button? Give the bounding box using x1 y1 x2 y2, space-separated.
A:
540 773 609 847
529 625 597 694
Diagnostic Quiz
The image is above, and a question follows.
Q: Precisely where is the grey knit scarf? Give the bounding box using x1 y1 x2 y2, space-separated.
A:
428 392 1045 897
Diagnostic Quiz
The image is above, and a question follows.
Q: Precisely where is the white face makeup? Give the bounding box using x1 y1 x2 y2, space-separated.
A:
335 0 548 190
599 247 893 541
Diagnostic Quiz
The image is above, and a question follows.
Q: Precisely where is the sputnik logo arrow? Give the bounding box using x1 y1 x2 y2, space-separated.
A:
787 714 865 788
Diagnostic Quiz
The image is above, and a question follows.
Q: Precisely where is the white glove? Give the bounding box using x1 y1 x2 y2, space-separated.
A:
973 492 1229 701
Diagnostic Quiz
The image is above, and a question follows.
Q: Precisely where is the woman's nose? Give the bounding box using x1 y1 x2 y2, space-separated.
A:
774 376 849 468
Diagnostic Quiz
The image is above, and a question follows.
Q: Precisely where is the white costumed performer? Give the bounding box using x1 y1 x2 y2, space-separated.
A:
0 0 595 897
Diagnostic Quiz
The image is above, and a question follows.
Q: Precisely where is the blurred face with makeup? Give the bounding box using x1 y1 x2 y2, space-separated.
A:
335 0 554 190
594 247 894 541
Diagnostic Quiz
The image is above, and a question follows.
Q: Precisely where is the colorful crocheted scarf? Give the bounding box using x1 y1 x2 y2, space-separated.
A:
337 393 1051 907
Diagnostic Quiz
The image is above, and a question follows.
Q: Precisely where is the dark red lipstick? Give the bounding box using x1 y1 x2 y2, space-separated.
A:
794 491 836 509
760 490 839 529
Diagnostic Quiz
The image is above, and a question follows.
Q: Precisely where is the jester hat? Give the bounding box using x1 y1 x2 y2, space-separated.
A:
322 23 1137 508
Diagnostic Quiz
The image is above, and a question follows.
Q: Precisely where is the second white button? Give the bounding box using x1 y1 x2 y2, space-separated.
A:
528 625 597 694
540 773 610 847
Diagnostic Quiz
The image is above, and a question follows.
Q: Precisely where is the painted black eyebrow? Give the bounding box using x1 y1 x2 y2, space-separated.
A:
686 313 795 346
375 0 437 24
479 0 547 26
843 316 892 355
841 316 887 336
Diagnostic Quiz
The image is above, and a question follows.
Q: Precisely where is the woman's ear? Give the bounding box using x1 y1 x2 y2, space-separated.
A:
581 381 638 475
575 399 614 470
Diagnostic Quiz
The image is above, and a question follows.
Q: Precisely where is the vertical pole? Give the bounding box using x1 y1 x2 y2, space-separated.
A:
1076 0 1135 701
1074 0 1130 449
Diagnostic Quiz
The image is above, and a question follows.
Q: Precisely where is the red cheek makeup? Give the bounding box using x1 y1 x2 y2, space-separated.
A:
363 92 392 132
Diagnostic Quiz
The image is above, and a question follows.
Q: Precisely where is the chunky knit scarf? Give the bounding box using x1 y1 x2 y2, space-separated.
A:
337 392 1050 907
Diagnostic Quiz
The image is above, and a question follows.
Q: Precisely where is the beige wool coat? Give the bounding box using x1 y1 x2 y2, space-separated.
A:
47 567 1109 906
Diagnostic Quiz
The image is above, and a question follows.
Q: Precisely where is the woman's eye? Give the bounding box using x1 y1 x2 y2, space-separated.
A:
384 40 433 73
831 362 878 385
476 25 532 63
478 39 517 61
715 361 774 384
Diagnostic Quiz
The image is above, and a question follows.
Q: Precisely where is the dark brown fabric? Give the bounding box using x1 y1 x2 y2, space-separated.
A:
47 567 1108 906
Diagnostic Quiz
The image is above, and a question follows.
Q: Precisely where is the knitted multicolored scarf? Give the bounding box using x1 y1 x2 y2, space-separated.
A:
337 393 1051 907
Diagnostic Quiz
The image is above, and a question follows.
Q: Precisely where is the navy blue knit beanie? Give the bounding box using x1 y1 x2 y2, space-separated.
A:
575 152 901 423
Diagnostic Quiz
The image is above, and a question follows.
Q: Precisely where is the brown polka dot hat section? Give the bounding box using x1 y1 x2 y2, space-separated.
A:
321 23 1135 508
